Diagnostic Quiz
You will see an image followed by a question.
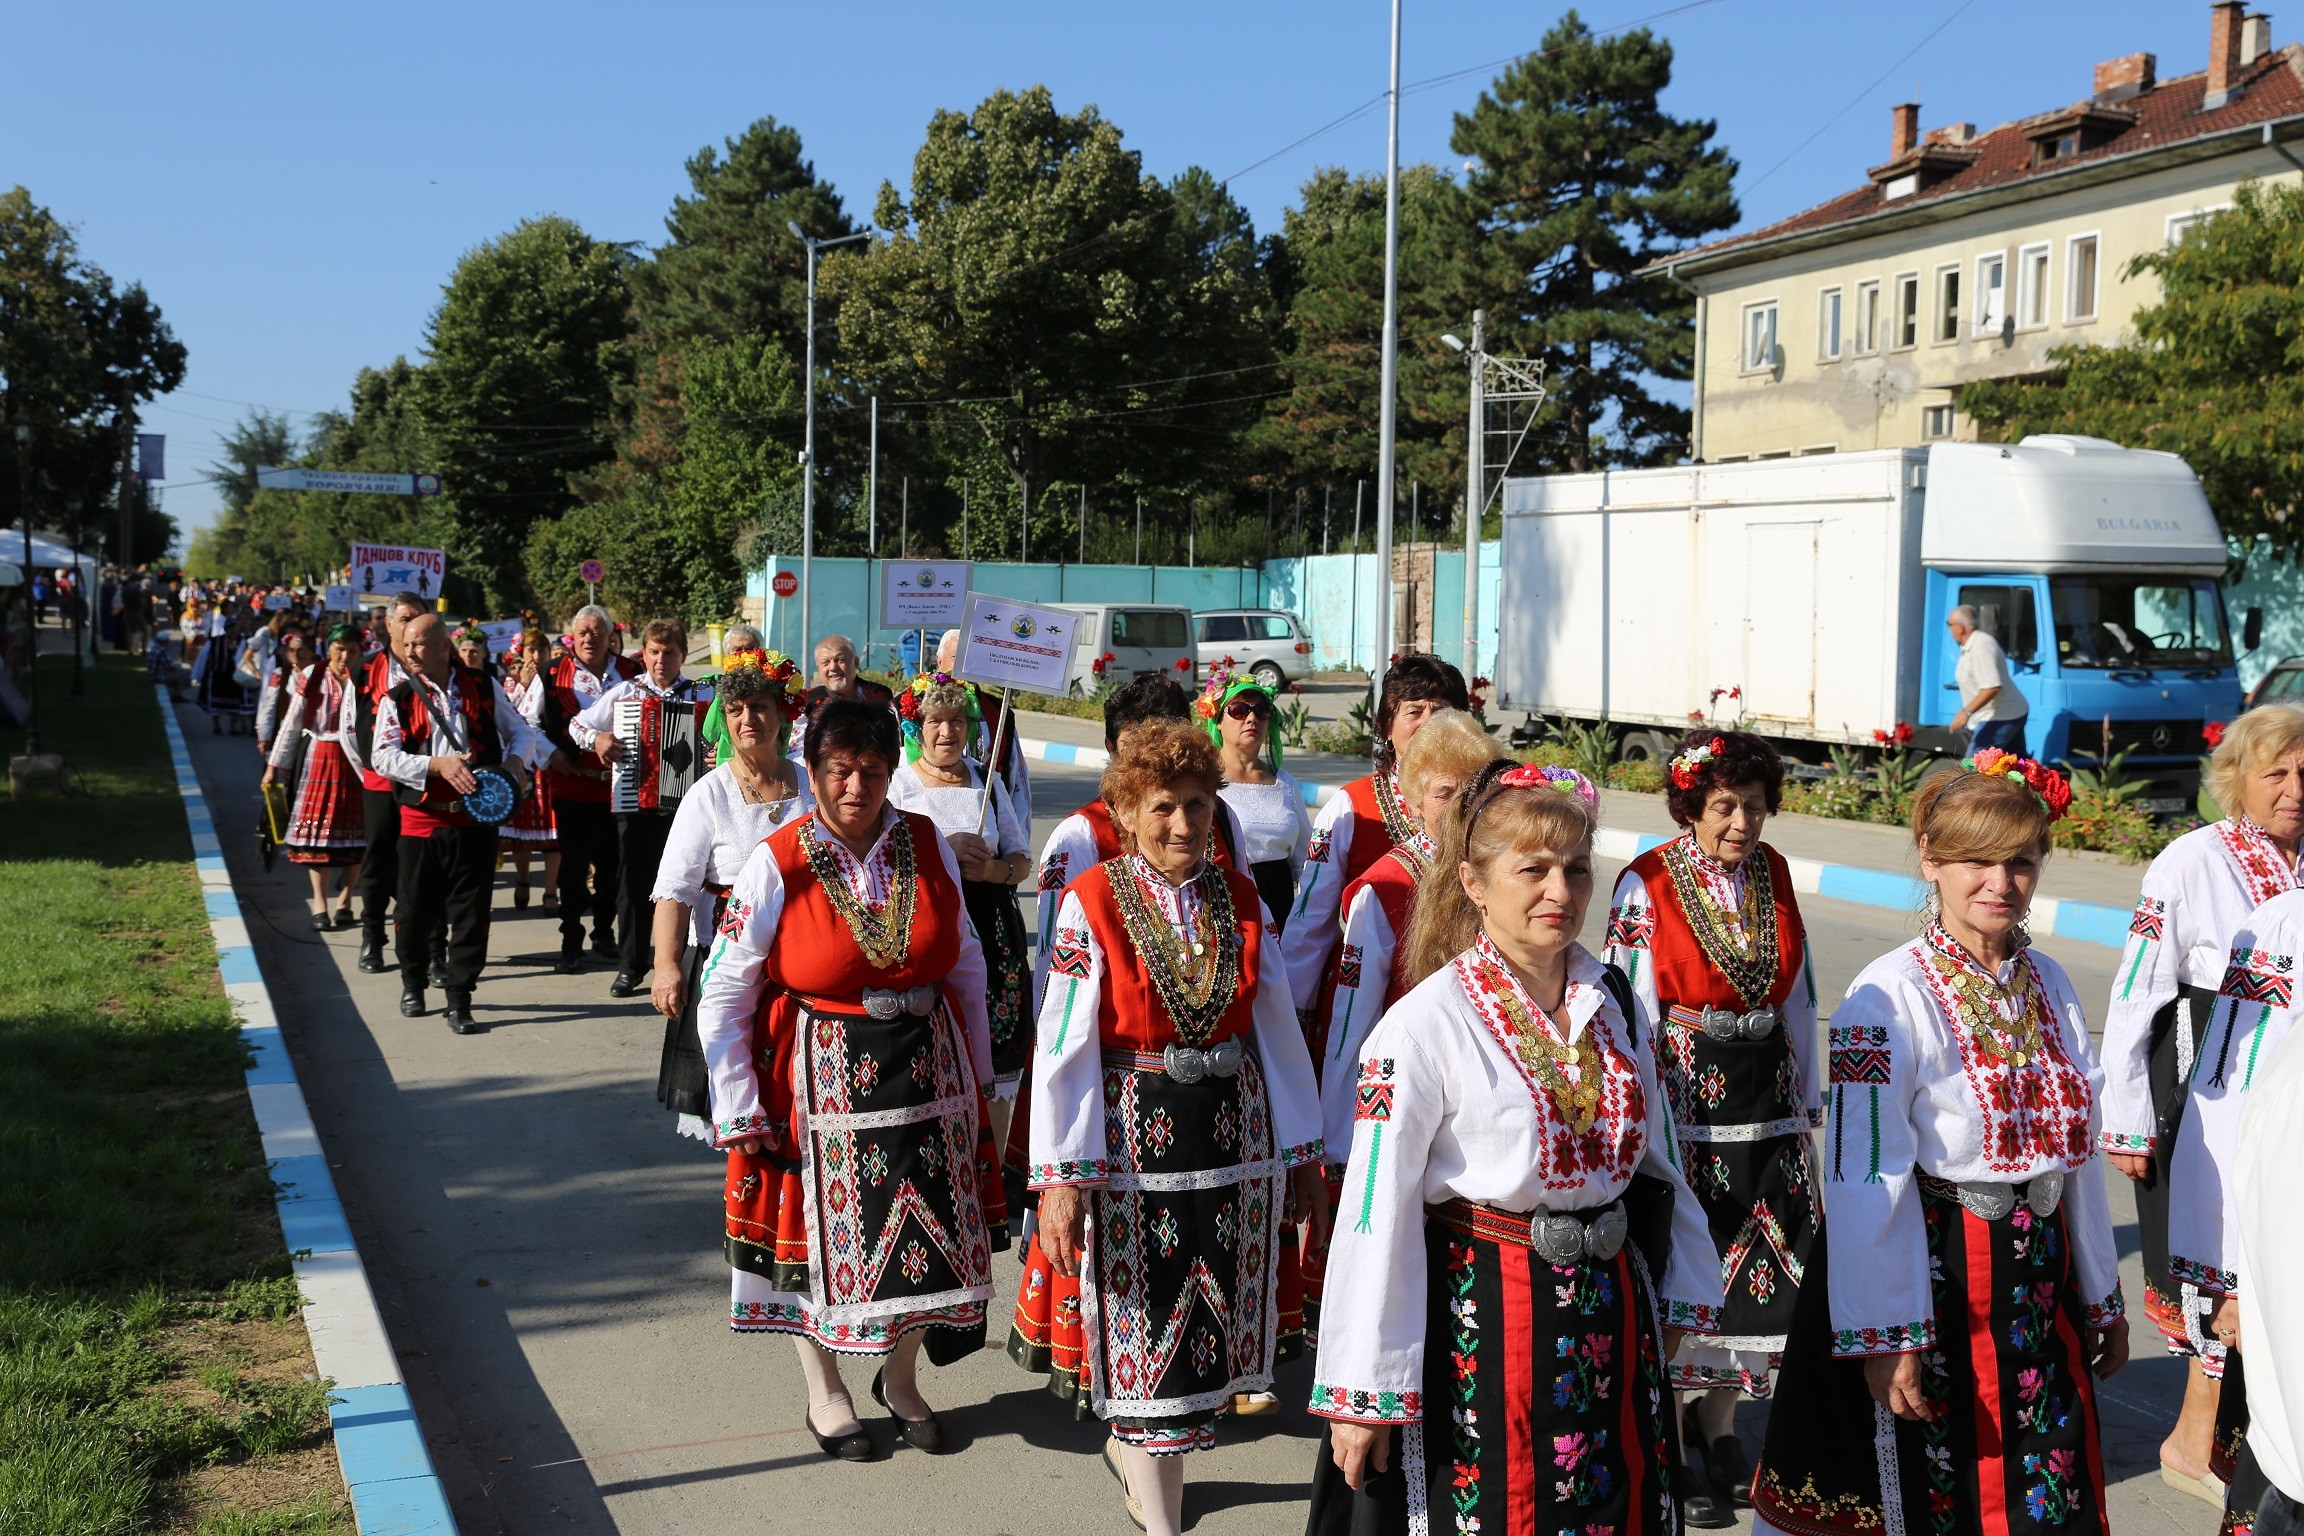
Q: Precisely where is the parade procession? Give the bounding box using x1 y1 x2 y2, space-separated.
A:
13 4 2304 1535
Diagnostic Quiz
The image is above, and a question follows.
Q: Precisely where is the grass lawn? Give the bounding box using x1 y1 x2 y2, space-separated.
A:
0 650 351 1536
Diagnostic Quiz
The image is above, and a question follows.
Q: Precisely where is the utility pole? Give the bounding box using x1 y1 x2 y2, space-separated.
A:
785 222 869 659
117 416 135 570
960 480 967 560
1265 487 1274 563
1370 0 1406 698
1188 502 1196 567
1323 488 1331 555
1135 493 1143 565
867 397 878 671
16 422 40 755
901 476 909 558
1464 309 1485 676
1020 476 1029 563
1295 489 1305 559
1079 484 1087 563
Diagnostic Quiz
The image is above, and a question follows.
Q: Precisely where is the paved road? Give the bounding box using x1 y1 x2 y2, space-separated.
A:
179 699 2210 1536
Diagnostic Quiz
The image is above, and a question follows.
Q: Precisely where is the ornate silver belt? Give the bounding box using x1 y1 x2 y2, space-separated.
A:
1161 1039 1244 1083
1435 1197 1629 1264
1672 1004 1780 1042
861 985 938 1020
1921 1169 2063 1221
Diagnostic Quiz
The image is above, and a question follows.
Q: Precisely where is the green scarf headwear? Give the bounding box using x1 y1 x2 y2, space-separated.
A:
1197 670 1282 769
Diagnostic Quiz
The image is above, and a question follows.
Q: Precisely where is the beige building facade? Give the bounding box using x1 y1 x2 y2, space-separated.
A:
1665 5 2304 462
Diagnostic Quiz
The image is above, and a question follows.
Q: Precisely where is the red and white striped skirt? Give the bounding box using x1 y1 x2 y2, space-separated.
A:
284 740 366 866
500 765 556 845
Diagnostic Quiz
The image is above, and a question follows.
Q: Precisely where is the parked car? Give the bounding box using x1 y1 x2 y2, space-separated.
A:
1051 603 1197 695
2247 654 2304 710
1193 608 1311 691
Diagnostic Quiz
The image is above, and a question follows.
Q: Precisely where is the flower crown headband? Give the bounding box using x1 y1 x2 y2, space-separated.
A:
1962 747 2074 823
1669 736 1725 791
1463 761 1602 845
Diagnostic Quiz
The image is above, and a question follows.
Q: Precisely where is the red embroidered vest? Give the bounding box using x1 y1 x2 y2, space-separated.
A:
387 667 505 834
543 652 640 803
1339 773 1407 886
761 810 964 1001
1625 842 1805 1011
1069 861 1265 1054
1339 843 1424 1002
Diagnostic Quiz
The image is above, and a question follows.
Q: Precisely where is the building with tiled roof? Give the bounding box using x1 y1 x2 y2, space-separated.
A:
1658 2 2304 462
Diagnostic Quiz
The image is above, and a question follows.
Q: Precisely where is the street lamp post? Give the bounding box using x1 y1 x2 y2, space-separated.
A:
15 422 40 755
1371 0 1405 694
785 222 871 664
66 496 85 699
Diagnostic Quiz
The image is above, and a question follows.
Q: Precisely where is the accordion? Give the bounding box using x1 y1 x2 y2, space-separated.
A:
611 695 702 812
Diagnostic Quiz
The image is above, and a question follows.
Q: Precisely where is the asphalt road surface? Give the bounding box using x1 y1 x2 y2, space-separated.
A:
181 704 2210 1536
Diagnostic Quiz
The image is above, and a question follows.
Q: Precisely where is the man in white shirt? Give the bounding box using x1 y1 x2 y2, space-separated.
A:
372 613 548 1033
2239 1022 2304 1536
1947 604 2028 756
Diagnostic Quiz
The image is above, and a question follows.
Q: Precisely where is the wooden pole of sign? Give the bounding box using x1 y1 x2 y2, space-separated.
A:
974 685 1012 836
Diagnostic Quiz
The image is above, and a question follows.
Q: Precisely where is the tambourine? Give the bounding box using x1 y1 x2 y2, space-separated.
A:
459 766 521 826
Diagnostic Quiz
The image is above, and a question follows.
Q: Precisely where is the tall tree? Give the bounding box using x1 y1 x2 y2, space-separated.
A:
416 216 632 610
203 408 297 515
1961 178 2304 556
1452 11 1737 470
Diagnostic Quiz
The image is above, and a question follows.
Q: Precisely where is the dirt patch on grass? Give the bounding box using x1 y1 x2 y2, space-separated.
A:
144 1307 350 1533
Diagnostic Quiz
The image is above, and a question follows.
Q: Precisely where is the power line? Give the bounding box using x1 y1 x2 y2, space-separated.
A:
1739 0 1981 198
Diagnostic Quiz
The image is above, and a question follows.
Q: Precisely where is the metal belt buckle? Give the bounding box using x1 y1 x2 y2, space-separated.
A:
1584 1204 1629 1261
1532 1213 1588 1266
1161 1044 1207 1083
1737 1007 1779 1040
1695 1007 1740 1041
862 985 936 1021
1957 1180 2017 1222
2026 1169 2065 1217
1206 1039 1243 1078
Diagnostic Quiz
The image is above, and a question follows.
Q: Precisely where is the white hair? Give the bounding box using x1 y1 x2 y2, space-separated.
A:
1948 604 1979 629
572 603 614 631
724 623 764 651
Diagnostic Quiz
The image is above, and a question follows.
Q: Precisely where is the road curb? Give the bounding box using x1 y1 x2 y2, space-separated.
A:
159 689 457 1535
1017 733 2133 950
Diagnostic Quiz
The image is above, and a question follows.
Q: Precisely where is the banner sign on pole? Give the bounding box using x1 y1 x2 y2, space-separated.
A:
478 618 525 655
135 434 165 482
881 560 970 630
349 541 448 601
260 466 443 497
951 592 1081 694
323 585 353 612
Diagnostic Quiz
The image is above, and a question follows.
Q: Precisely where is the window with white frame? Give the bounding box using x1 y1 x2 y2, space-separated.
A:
1854 279 1881 354
2067 234 2100 322
1742 300 1779 373
1893 273 1921 349
1935 264 1962 343
2166 205 2231 245
1921 404 1957 440
1973 252 2007 336
1818 287 1844 361
2017 243 2051 328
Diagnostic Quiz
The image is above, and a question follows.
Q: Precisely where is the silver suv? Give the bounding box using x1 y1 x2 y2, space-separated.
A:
1194 609 1311 690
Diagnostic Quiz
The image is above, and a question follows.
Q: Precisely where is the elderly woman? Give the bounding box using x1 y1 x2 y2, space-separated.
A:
1603 729 1821 1525
1749 756 2126 1536
889 671 1034 1093
2099 700 2304 1500
1201 659 1311 930
1009 720 1326 1536
1281 653 1469 1027
263 624 367 928
499 630 560 909
649 649 811 1142
1309 759 1722 1536
452 621 497 678
694 697 1005 1463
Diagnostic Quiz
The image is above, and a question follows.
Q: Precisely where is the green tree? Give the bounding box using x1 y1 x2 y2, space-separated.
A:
416 216 632 610
202 408 297 515
1961 178 2304 554
1452 10 1738 470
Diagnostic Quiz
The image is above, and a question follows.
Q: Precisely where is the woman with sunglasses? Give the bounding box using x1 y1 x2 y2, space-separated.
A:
1200 659 1311 935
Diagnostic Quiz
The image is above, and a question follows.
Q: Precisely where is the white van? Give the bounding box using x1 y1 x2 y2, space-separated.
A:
1052 603 1197 695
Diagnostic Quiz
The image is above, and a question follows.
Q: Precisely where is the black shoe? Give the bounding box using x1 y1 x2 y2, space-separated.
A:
333 906 357 930
806 1402 878 1463
608 971 642 998
870 1366 945 1453
311 912 332 932
1676 1462 1735 1529
429 955 449 990
1708 1433 1753 1505
358 936 386 973
553 947 584 975
591 934 618 961
399 988 425 1018
444 991 481 1035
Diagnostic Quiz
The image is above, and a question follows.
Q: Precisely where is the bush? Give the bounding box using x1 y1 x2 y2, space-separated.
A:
1605 758 1665 794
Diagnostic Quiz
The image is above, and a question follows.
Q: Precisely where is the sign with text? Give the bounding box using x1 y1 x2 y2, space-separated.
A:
952 592 1080 694
322 585 352 612
771 569 799 598
478 618 525 656
349 541 448 601
881 560 971 629
260 466 443 497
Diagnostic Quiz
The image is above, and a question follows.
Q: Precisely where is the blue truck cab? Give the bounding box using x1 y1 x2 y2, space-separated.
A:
1915 438 2247 813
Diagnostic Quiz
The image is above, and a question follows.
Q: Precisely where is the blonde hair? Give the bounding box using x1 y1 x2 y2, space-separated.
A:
1400 763 1597 988
1397 708 1506 805
2208 702 2304 820
1912 769 2051 866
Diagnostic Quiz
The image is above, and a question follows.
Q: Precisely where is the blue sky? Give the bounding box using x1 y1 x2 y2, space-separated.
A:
4 0 2241 540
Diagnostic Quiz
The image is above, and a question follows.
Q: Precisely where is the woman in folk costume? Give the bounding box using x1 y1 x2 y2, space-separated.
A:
452 621 499 678
1602 729 1821 1527
1308 759 1723 1536
263 624 368 929
1750 756 2128 1536
254 624 313 757
1281 653 1469 1030
2097 701 2304 1504
649 648 811 1144
1009 721 1327 1536
498 630 560 909
694 697 1007 1462
1199 657 1312 931
887 671 1035 1097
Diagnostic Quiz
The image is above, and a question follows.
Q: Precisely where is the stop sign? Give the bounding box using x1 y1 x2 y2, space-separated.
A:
771 570 799 598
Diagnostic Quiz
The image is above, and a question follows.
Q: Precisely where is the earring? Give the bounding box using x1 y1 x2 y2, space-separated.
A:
2015 912 2033 947
1923 884 1942 921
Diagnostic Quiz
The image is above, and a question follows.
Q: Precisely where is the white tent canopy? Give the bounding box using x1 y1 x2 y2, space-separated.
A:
2 531 100 587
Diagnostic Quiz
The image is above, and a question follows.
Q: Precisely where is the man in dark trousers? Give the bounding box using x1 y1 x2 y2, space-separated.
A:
369 613 546 1032
350 592 424 974
537 604 640 973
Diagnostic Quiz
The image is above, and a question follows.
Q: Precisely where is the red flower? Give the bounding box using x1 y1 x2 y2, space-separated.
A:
2204 719 2228 749
1175 658 1191 671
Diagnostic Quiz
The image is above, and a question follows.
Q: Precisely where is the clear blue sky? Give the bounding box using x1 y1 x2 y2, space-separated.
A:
4 0 2240 542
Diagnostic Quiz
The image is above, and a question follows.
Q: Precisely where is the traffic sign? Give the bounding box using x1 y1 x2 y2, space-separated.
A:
578 558 605 585
772 570 799 598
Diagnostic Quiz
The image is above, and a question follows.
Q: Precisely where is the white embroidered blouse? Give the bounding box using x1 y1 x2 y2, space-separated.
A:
1308 939 1724 1424
2166 887 2304 1298
1821 927 2124 1357
266 668 355 771
1314 834 1433 1166
2100 818 2302 1153
1027 855 1324 1185
648 761 814 949
1028 799 1249 1017
888 757 1029 862
694 807 990 1147
1278 773 1397 1016
1220 772 1313 872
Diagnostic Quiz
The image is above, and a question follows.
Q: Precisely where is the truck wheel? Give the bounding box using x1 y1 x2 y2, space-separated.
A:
1619 730 1674 763
1251 661 1285 692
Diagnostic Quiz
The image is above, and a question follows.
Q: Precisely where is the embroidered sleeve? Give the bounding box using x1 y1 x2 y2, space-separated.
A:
1247 896 1325 1169
1280 794 1356 1027
1602 868 1665 1058
1317 889 1395 1165
1308 1033 1443 1424
2099 859 2185 1150
2085 1290 2127 1331
1027 891 1110 1188
1029 817 1096 1020
1621 969 1728 1330
1820 976 1933 1357
1786 936 1824 1125
266 687 311 770
695 845 788 1148
2043 964 2134 1323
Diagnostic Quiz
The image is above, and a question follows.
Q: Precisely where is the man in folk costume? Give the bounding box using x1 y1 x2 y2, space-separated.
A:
1279 653 1469 1031
370 613 548 1033
353 592 424 975
936 626 1033 828
1604 729 1823 1526
539 604 641 974
571 618 714 998
787 633 895 769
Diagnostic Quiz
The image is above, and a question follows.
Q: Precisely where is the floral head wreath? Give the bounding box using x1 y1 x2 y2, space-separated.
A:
1464 761 1602 844
450 620 489 648
1193 655 1282 767
1669 736 1726 792
700 646 808 765
896 670 982 762
1962 748 2074 823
